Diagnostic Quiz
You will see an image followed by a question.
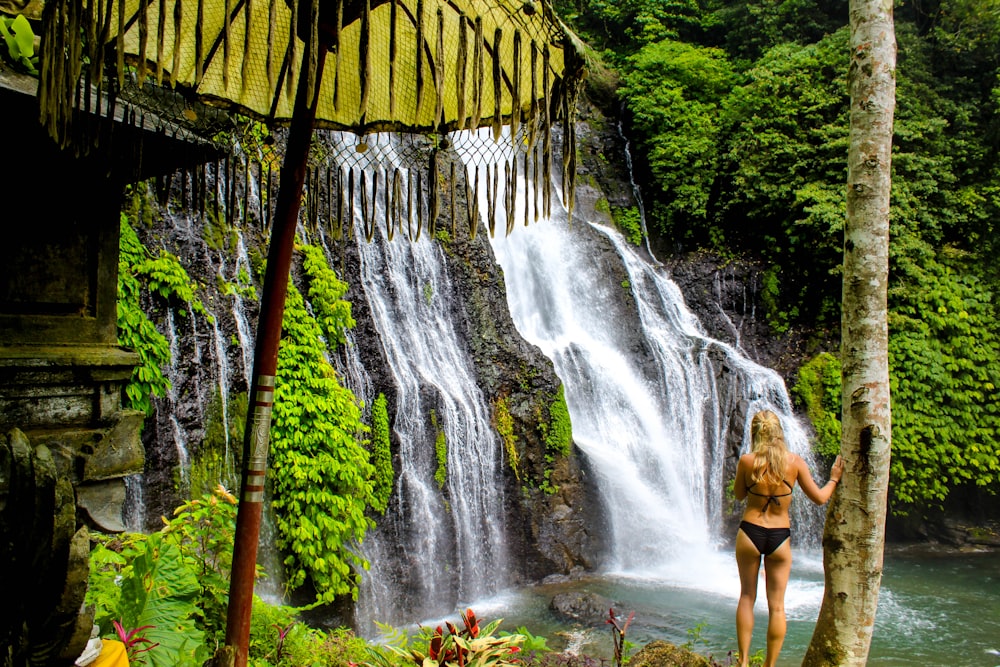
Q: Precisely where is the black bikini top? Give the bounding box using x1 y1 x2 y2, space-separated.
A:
747 479 793 511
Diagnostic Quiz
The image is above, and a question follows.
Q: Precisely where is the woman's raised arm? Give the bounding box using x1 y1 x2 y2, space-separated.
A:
795 454 843 505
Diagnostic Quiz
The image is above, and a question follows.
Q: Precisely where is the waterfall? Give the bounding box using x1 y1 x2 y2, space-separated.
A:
349 174 509 635
482 160 823 590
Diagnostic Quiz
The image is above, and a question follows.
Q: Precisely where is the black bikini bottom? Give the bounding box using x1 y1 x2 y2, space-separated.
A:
739 521 791 556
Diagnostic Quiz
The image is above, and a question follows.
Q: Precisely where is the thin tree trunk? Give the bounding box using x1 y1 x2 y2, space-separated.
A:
802 0 895 664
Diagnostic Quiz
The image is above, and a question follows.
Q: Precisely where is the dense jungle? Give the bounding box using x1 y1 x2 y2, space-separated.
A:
3 0 999 664
564 0 1000 525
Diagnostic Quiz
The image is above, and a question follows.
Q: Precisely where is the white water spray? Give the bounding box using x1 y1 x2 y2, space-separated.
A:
474 143 823 592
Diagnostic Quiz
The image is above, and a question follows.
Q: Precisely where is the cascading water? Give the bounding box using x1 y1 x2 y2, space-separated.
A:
341 165 509 635
477 149 823 593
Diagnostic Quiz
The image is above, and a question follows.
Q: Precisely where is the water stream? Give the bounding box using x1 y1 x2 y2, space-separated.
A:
344 169 509 635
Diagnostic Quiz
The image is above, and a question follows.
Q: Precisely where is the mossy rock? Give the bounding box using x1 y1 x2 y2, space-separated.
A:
630 640 714 667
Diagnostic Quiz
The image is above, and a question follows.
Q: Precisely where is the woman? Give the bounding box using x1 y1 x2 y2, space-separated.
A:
733 410 844 667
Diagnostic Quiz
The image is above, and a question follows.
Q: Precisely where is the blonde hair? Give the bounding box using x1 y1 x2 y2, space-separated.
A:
750 410 788 487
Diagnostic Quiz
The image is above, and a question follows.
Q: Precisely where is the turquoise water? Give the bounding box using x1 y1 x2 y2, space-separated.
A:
463 546 1000 666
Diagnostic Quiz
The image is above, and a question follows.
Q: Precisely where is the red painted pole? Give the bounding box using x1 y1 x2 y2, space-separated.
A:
223 46 329 667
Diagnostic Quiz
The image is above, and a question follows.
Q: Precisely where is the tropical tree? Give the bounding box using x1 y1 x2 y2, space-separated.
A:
802 0 895 663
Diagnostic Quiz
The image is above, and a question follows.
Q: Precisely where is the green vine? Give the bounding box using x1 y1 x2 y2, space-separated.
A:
269 245 375 602
432 410 448 489
371 393 394 514
301 243 354 344
494 396 520 481
791 352 842 457
117 214 171 414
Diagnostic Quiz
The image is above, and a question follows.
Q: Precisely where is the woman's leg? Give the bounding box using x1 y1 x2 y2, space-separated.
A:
761 538 792 667
735 529 761 667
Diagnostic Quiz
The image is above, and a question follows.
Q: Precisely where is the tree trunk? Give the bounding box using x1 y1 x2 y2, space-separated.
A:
802 0 895 664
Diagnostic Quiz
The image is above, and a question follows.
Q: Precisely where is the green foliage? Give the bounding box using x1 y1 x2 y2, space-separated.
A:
792 353 842 457
494 396 520 481
887 248 1000 510
89 488 377 666
301 243 356 345
161 485 240 645
432 409 448 489
612 206 644 246
371 393 395 514
0 13 38 74
270 244 375 602
373 610 525 667
544 386 573 458
142 253 208 317
582 0 1000 515
87 530 212 666
220 266 258 301
247 597 373 667
118 213 173 414
714 32 849 328
118 206 208 414
619 39 735 236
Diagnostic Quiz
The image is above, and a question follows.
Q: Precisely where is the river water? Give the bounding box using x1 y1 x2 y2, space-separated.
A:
455 545 1000 666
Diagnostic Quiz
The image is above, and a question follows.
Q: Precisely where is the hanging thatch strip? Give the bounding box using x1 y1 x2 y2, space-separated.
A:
385 167 394 241
394 168 405 240
505 155 516 235
388 0 397 116
362 170 376 241
241 0 253 94
331 0 344 108
414 0 425 122
347 168 356 237
467 165 479 239
155 0 166 84
533 142 541 222
170 0 182 86
406 169 414 240
116 0 126 85
528 40 538 152
522 152 529 227
434 8 444 129
562 81 576 218
471 16 483 130
266 0 278 90
334 167 345 239
542 45 552 220
415 170 424 240
456 16 468 129
510 30 521 144
357 0 371 122
39 0 85 146
487 164 497 237
491 27 502 141
222 0 231 89
195 0 204 84
286 0 298 99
